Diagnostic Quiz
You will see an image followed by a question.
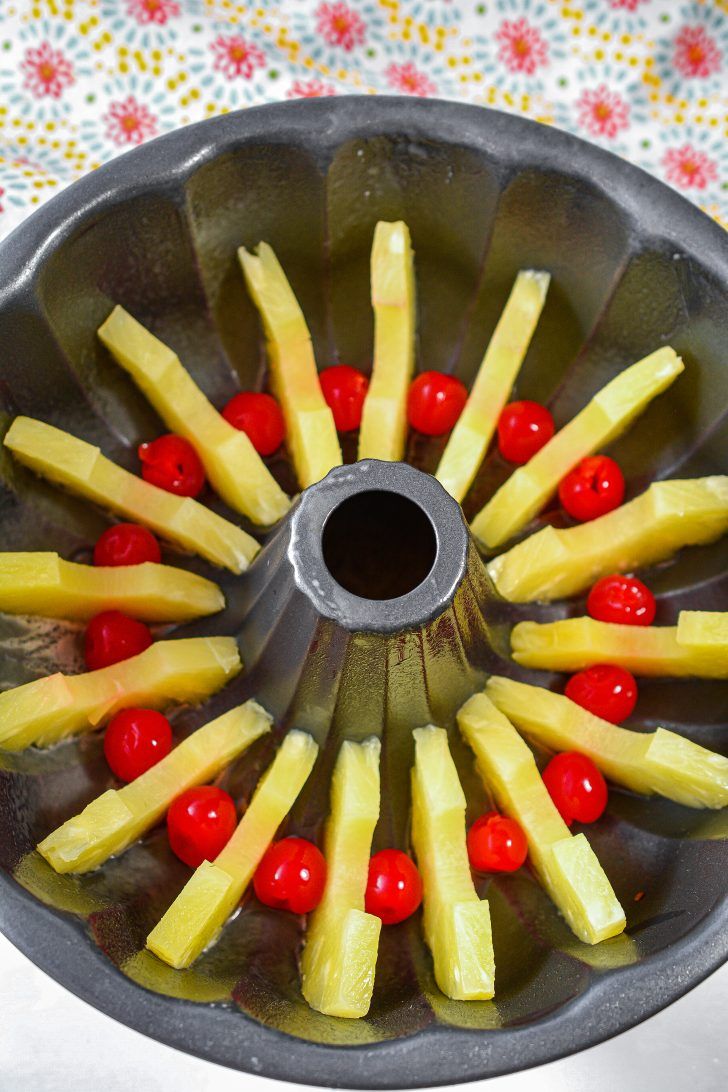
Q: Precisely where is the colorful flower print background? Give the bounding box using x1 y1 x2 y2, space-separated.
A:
0 0 725 238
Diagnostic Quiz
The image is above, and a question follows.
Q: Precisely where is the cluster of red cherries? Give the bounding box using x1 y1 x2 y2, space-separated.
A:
129 364 625 527
83 520 640 924
76 363 655 925
407 371 625 523
543 570 657 828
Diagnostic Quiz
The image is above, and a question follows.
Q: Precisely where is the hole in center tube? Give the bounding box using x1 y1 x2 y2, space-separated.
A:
321 490 437 601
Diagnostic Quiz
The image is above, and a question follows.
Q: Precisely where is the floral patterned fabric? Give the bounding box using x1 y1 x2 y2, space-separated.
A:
0 0 725 240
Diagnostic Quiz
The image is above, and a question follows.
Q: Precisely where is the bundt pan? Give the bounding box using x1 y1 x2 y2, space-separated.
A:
1 97 728 1087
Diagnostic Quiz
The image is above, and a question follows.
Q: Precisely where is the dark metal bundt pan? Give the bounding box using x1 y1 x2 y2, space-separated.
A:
1 98 727 1088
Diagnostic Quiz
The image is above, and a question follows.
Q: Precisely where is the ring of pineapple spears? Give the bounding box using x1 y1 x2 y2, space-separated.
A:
2 218 728 1024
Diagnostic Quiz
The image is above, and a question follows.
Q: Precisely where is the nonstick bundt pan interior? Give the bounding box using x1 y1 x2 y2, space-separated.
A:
1 97 728 1088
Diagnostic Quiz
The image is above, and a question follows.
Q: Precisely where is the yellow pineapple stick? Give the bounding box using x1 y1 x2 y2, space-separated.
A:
458 692 625 944
486 676 728 809
4 417 258 574
435 270 550 503
301 738 382 1018
147 729 318 969
511 615 728 678
358 221 416 462
0 637 241 750
98 306 290 526
473 347 684 548
411 726 495 1000
488 476 728 602
0 552 223 622
238 243 341 489
38 701 271 874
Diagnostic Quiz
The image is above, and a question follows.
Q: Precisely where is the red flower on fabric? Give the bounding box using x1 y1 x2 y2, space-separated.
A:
673 25 722 78
0 186 4 215
609 0 649 9
662 144 718 190
210 34 266 79
495 18 548 75
385 62 437 97
315 2 366 52
126 0 180 24
576 85 630 138
104 96 158 146
287 79 336 98
20 41 74 99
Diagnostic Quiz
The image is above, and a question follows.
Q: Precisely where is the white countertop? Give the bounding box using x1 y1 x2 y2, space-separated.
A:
0 931 724 1092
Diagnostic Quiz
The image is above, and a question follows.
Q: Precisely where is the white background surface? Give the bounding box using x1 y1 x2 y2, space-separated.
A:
1 931 725 1092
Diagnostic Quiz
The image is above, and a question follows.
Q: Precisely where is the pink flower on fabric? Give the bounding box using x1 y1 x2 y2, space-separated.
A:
662 144 718 190
210 34 266 80
673 26 722 78
576 85 630 139
126 0 180 25
315 2 366 52
385 62 437 97
609 0 649 9
287 79 336 98
20 41 74 99
0 186 4 215
104 96 158 146
495 18 548 76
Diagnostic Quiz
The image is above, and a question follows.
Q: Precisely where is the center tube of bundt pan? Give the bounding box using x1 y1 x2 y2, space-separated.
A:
235 459 508 845
294 460 469 634
236 459 505 727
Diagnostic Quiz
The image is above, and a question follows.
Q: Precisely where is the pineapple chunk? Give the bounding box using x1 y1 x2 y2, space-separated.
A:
411 726 495 1000
238 243 341 488
38 701 271 873
473 347 684 548
435 271 550 502
677 611 728 654
0 552 223 622
486 676 728 809
488 476 728 602
98 306 290 526
511 615 728 677
147 729 318 969
301 738 382 1018
358 221 416 462
0 637 241 750
458 692 625 944
4 417 258 574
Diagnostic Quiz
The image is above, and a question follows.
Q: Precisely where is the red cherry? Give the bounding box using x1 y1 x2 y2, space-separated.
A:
138 434 206 497
222 391 286 456
467 812 528 873
407 371 468 437
365 849 423 925
587 574 656 627
93 523 161 567
319 365 369 432
84 610 152 670
558 455 625 522
565 664 638 724
103 707 172 782
167 785 237 868
497 400 556 464
253 836 327 914
542 752 608 826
